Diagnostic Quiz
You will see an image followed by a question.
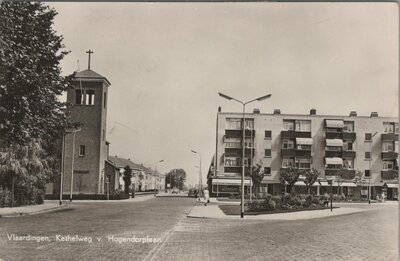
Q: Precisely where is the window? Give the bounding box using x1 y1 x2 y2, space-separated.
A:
326 164 342 170
383 122 395 133
296 158 311 169
343 121 354 132
282 158 295 168
365 152 371 160
297 145 311 150
226 118 242 130
79 145 85 157
264 167 271 176
244 119 254 129
75 90 84 105
365 133 372 141
282 139 294 149
104 92 107 109
343 141 353 151
382 142 394 152
244 138 254 148
86 90 95 105
265 131 272 139
283 120 295 131
225 137 241 148
343 159 354 169
326 146 342 151
295 120 311 132
365 170 370 177
224 157 240 167
264 149 271 157
383 161 394 171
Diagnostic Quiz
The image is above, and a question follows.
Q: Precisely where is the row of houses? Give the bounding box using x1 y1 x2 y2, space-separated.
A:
207 107 399 200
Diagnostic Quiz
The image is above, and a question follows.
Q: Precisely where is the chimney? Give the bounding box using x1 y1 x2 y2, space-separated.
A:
310 108 316 115
370 112 378 117
349 111 357 117
253 108 260 114
218 106 221 112
273 109 281 114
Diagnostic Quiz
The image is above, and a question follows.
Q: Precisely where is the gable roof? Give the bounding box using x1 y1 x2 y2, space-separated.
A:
108 156 143 171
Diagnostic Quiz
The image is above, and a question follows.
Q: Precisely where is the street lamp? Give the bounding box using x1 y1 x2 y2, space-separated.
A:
191 150 202 197
368 131 378 204
218 92 271 218
68 127 81 202
154 160 164 196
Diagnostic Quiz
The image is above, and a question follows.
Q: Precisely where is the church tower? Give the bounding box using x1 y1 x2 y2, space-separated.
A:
62 50 111 195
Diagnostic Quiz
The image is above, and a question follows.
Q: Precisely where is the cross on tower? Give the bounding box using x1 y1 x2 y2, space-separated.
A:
86 49 94 70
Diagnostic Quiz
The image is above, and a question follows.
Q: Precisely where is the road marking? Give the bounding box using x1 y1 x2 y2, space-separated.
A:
142 229 173 261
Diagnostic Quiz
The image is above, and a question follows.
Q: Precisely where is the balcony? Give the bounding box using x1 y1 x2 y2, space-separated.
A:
295 149 311 157
381 170 399 180
325 169 355 180
326 132 342 139
381 151 398 160
342 132 356 141
244 148 255 157
325 150 342 158
342 150 356 158
382 133 399 141
224 166 241 173
225 147 241 155
281 149 296 157
225 129 255 138
281 130 311 139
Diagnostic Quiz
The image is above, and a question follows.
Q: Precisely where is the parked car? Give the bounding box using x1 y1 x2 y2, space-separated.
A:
188 188 198 198
172 188 179 194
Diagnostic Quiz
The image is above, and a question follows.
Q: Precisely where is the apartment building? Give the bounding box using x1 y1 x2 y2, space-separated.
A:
208 108 399 200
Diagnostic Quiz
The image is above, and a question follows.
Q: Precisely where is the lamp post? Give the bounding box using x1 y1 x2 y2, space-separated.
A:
246 125 254 203
218 92 271 218
59 133 66 205
154 160 164 196
368 131 378 204
68 127 81 202
191 150 202 197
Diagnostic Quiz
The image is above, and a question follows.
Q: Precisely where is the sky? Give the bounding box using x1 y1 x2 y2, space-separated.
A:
48 2 398 186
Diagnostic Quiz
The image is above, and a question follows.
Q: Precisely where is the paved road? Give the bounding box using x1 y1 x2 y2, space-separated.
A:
0 199 397 260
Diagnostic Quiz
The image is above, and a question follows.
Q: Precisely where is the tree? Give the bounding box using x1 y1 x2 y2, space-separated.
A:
279 167 302 194
122 165 132 194
166 169 186 192
303 168 320 194
0 2 75 145
251 162 265 196
353 169 365 199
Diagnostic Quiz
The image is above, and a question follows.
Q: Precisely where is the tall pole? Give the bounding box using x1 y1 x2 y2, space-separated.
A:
241 104 245 218
249 124 253 203
215 107 219 196
199 154 202 196
218 92 271 219
59 133 66 205
70 132 76 202
368 132 377 204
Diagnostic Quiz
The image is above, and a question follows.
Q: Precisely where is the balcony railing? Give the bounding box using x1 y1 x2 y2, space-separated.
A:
325 132 342 139
382 133 399 141
342 150 356 158
244 148 255 157
381 151 398 160
381 170 399 180
325 169 355 180
224 166 241 173
325 150 342 158
281 130 311 139
225 147 241 155
281 149 296 157
295 149 311 157
225 129 255 138
342 132 356 141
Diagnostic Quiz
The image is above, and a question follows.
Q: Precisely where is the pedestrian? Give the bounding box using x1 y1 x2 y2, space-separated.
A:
203 188 209 206
381 192 385 203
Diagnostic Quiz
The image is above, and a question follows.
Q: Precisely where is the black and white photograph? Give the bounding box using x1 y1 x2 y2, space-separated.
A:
0 1 398 260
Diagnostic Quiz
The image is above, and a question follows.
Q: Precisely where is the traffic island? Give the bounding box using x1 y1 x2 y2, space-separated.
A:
0 203 69 218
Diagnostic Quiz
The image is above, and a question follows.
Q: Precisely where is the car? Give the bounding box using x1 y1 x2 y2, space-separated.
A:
172 188 179 194
188 188 198 197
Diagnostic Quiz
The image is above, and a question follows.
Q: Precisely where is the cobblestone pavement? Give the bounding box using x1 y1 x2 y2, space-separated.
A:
152 203 398 261
0 198 397 260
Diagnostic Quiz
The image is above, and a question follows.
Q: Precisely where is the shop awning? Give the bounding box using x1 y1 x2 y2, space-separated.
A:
326 139 343 147
261 178 281 184
296 137 313 145
337 182 357 187
212 179 251 185
325 157 343 165
325 120 344 128
387 183 398 188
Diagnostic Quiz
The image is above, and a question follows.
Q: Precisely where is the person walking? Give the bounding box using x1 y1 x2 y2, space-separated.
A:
203 188 210 206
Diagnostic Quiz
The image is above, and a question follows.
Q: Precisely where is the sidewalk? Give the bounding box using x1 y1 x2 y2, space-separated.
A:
45 193 155 203
0 202 67 218
187 204 368 220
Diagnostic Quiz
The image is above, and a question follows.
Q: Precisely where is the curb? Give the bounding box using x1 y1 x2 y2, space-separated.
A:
0 204 69 218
